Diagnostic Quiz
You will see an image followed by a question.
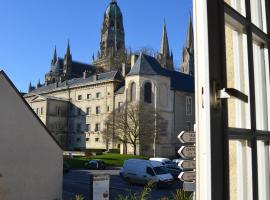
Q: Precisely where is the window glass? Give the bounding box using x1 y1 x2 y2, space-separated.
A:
96 106 101 114
253 43 269 131
225 24 251 129
144 82 152 103
224 0 246 16
250 0 267 33
257 141 270 200
229 140 253 200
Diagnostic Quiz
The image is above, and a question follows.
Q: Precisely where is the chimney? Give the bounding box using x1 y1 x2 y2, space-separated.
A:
93 74 98 82
122 63 126 77
83 70 90 79
131 54 139 68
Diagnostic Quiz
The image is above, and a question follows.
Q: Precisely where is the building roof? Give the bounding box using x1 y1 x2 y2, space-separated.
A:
128 53 194 92
51 58 94 76
0 70 63 150
25 71 123 97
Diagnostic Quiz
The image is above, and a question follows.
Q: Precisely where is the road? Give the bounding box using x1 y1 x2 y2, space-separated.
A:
63 169 183 200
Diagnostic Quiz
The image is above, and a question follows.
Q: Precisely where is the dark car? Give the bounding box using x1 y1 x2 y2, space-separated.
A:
85 160 106 170
63 161 70 174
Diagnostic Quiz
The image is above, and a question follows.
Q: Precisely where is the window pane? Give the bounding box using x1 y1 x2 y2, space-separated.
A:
224 0 246 16
225 24 251 129
257 141 270 200
229 140 253 200
253 43 270 131
250 0 268 33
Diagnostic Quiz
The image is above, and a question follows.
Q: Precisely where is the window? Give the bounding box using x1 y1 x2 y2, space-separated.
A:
86 107 91 115
86 138 90 142
57 107 60 116
186 121 192 131
96 92 101 98
77 108 81 116
76 137 81 143
118 102 123 112
95 123 101 132
87 94 92 100
76 124 81 132
86 124 91 132
107 106 110 112
144 82 152 103
78 95 82 100
130 82 136 102
96 106 101 114
186 96 192 116
36 108 39 115
95 138 99 142
41 107 43 115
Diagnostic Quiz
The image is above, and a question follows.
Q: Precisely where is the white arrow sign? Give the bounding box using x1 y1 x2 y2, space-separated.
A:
179 160 196 170
177 131 196 143
178 146 196 159
179 171 196 182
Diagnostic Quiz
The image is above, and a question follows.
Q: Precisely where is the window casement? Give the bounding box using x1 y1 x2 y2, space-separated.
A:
96 106 101 114
95 123 101 132
87 94 92 100
130 82 136 102
77 95 82 100
86 124 91 132
186 96 192 116
194 0 270 199
86 107 91 115
96 92 101 99
144 82 152 103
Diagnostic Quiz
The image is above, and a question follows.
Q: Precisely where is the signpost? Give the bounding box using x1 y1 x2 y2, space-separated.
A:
179 171 196 182
177 130 196 193
179 160 196 170
178 146 196 159
178 131 196 143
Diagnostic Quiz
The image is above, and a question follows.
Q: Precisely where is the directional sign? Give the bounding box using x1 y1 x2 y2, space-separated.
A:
178 145 196 159
179 160 196 170
179 171 196 182
178 131 196 143
183 182 196 192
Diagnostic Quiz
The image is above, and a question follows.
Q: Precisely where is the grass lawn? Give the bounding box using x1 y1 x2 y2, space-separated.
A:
64 153 148 169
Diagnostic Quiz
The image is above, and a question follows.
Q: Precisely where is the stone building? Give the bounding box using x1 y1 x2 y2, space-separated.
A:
24 0 195 157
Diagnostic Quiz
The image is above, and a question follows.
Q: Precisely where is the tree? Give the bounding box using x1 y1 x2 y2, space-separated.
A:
102 102 167 156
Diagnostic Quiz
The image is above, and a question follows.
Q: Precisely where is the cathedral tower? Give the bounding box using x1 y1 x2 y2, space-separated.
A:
157 21 174 70
93 0 127 72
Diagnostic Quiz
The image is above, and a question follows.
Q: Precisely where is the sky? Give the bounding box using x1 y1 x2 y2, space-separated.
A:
0 0 192 92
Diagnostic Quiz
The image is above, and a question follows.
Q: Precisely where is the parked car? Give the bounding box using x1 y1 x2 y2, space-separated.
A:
150 157 181 179
172 158 183 165
121 159 174 188
63 161 70 174
85 160 106 170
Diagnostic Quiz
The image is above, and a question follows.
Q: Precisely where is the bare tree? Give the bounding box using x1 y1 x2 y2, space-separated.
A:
102 102 167 156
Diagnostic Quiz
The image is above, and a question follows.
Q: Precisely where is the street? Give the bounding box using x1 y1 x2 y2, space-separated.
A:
63 170 183 200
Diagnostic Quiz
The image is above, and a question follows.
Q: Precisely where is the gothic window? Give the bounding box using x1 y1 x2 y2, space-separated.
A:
130 82 136 102
144 82 152 103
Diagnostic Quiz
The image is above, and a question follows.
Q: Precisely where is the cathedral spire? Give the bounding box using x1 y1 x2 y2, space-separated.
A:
160 20 170 57
51 46 57 65
66 40 71 57
186 14 194 50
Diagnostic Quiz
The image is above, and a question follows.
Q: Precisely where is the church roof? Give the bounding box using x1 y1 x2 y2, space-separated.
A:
128 53 194 92
50 58 94 76
25 71 123 97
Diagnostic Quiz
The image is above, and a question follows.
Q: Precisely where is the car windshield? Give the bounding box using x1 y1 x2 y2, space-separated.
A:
153 166 169 175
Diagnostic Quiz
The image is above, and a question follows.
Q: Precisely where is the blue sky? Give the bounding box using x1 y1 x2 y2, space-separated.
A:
0 0 192 92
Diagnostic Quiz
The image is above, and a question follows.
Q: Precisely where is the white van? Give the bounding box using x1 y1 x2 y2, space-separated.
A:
121 159 174 187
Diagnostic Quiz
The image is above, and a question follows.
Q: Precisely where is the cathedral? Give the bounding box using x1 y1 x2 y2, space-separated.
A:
24 0 194 157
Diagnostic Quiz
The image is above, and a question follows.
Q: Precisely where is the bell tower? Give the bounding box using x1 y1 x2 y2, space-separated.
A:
93 0 127 72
